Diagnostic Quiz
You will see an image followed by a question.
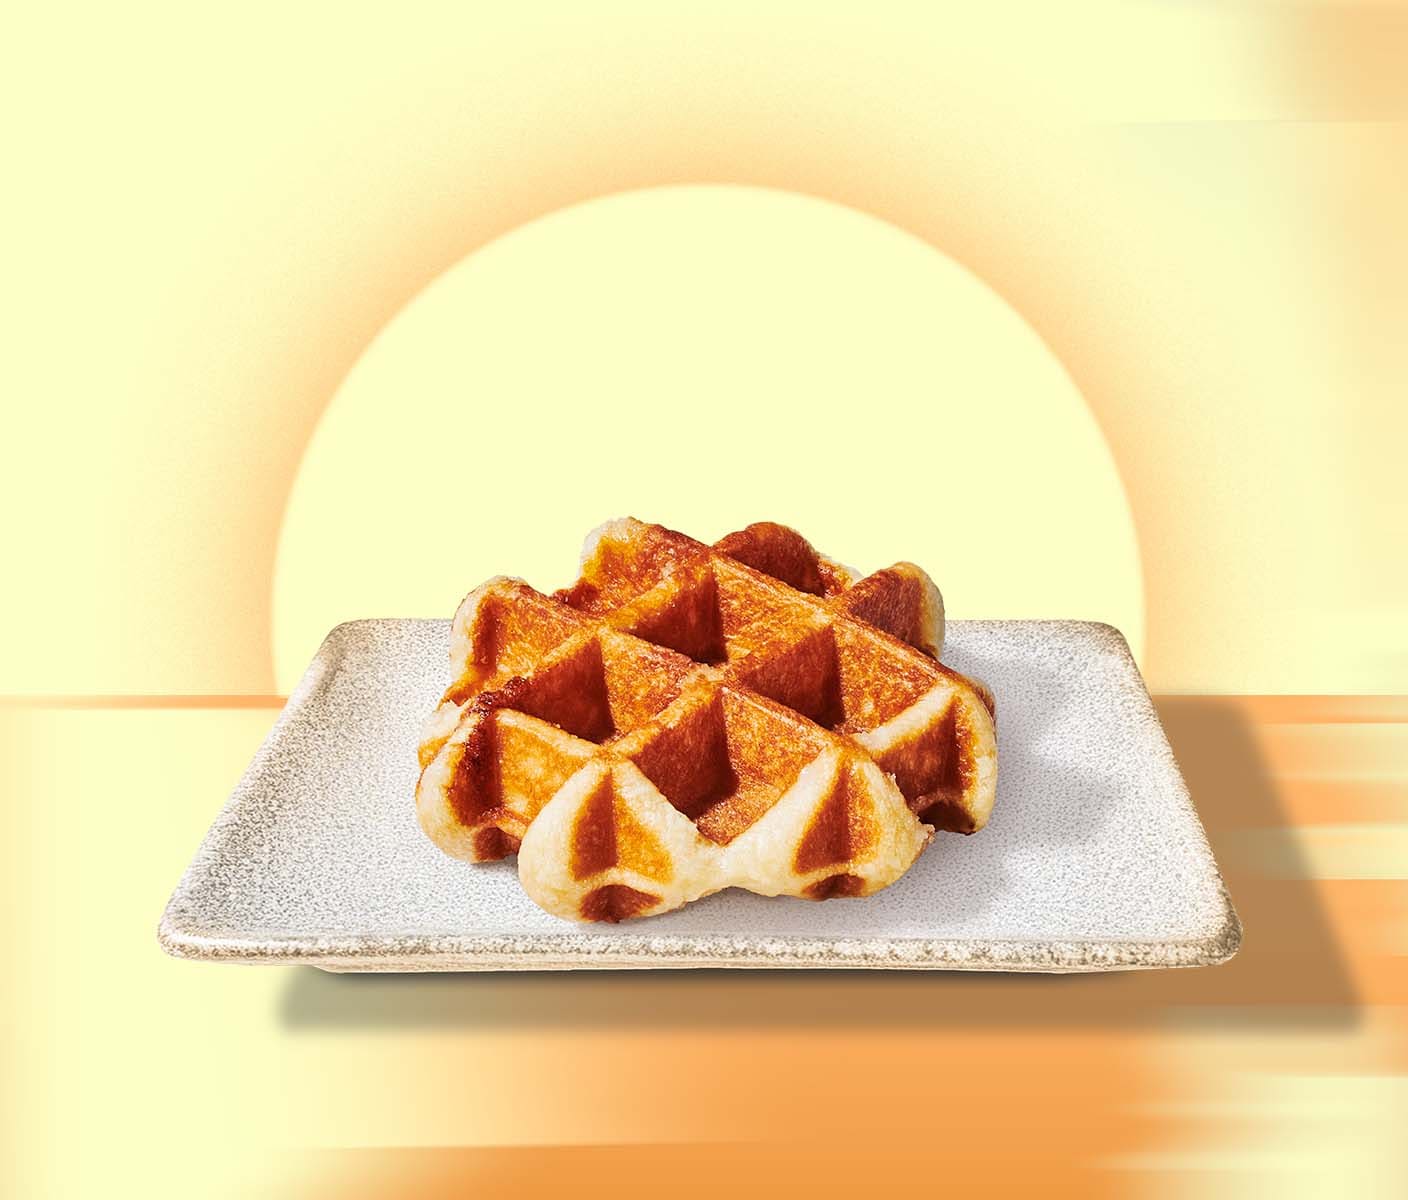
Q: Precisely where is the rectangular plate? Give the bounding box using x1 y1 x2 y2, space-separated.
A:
159 620 1240 972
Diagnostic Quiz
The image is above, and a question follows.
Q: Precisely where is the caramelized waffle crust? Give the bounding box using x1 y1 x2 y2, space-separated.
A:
416 520 997 922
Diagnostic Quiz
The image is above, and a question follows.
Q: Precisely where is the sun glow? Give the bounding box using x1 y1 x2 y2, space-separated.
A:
273 185 1143 691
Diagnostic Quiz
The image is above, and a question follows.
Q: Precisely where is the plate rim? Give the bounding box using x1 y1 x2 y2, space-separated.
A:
157 910 1243 972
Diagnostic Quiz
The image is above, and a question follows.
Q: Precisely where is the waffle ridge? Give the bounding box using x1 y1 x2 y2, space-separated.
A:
416 519 998 921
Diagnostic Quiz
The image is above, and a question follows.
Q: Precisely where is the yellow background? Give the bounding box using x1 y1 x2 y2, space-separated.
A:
4 2 1406 1197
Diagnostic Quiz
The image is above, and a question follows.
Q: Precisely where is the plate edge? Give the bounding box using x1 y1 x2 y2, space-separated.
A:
156 907 1243 973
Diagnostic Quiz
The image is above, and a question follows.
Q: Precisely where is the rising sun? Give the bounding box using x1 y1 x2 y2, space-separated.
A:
272 185 1143 690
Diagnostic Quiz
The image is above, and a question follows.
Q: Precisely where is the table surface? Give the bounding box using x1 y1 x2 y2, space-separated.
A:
6 694 1406 1198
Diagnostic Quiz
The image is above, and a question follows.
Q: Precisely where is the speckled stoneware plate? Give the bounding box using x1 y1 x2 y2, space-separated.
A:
158 619 1240 972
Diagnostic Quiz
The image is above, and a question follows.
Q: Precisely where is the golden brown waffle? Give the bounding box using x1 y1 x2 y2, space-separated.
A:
416 519 997 921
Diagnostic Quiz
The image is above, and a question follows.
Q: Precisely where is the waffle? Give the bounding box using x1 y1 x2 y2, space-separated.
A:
416 520 997 922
